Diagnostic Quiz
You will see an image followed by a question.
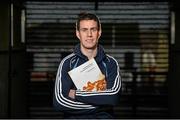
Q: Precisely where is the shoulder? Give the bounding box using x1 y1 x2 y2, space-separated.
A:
59 53 76 68
61 53 75 62
105 54 118 65
60 53 83 70
104 54 119 70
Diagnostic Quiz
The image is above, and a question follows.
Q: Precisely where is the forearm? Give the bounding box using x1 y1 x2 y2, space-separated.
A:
75 92 120 106
75 69 121 106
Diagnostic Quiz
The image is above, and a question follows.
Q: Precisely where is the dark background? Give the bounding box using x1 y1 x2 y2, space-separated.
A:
0 0 180 118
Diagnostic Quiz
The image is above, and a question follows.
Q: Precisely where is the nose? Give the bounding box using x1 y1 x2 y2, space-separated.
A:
87 30 92 37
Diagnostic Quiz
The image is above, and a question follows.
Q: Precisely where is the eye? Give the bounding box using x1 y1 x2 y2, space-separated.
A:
91 28 98 32
80 28 88 32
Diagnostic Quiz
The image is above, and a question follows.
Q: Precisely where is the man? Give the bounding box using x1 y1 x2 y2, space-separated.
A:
53 12 121 119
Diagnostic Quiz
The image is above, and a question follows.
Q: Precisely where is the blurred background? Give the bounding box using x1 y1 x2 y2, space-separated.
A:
0 0 179 118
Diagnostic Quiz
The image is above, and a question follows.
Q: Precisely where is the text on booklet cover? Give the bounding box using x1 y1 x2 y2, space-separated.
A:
68 58 106 92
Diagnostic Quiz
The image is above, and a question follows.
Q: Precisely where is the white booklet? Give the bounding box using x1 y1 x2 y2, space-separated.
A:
68 58 106 91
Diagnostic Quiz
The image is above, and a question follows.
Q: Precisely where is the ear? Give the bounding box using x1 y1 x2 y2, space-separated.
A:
98 29 102 40
76 30 80 40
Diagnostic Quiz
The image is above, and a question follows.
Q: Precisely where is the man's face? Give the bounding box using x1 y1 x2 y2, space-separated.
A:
76 20 101 50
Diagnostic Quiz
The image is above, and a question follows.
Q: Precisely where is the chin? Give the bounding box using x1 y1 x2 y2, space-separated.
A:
82 43 97 49
84 45 96 49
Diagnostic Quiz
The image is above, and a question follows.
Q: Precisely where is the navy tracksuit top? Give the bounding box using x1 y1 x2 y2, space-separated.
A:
53 44 121 115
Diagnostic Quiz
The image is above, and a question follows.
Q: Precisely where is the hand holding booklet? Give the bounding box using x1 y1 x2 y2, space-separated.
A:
68 58 106 92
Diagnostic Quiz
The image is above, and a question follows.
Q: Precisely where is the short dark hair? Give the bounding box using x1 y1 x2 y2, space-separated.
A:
76 12 101 31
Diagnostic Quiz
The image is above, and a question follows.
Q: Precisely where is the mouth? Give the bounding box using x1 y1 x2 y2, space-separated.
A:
86 39 93 42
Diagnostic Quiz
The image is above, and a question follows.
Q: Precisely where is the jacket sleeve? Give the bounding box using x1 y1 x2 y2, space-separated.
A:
75 57 121 106
53 55 95 112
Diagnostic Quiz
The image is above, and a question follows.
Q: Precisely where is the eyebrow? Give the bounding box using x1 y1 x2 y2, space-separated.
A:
80 27 98 30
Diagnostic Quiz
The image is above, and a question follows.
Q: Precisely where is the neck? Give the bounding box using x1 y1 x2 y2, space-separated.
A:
81 46 97 60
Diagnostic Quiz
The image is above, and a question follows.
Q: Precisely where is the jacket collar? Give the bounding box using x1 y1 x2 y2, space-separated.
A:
74 44 106 63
